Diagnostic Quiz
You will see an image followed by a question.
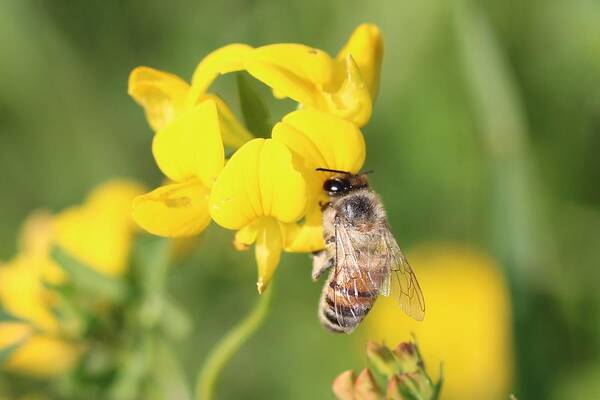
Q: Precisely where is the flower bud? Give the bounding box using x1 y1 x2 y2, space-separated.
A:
354 368 382 400
392 341 424 373
366 341 397 378
332 369 355 400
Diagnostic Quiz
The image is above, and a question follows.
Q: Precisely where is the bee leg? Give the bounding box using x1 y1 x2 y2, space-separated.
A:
319 201 331 211
311 250 334 281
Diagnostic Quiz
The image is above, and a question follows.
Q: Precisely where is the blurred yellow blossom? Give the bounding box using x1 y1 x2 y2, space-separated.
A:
363 244 513 400
0 255 81 377
54 180 145 278
0 180 144 377
189 23 383 127
209 138 308 293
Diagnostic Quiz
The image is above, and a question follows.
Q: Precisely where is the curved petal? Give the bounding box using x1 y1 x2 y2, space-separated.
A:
204 94 254 148
189 44 254 105
246 60 324 107
255 218 283 294
336 24 384 99
210 138 308 230
272 108 366 174
152 99 224 186
132 180 211 238
234 220 260 250
246 44 338 107
323 55 373 127
128 67 190 131
253 44 338 88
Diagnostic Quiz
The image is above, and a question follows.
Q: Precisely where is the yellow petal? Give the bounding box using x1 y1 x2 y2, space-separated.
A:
0 324 81 377
210 139 308 230
86 179 146 222
336 24 384 99
51 180 143 279
128 66 190 131
234 220 260 250
152 99 224 185
188 44 254 106
246 44 338 107
272 108 366 174
323 55 373 127
204 94 254 148
253 44 338 88
132 180 211 238
54 205 132 278
258 139 308 223
283 201 326 253
255 218 283 294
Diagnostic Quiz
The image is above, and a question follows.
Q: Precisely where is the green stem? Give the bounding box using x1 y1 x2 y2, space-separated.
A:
195 284 274 400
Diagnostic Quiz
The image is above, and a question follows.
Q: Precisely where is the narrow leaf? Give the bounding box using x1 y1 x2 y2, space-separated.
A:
0 308 26 324
50 246 129 303
236 72 272 138
432 364 444 400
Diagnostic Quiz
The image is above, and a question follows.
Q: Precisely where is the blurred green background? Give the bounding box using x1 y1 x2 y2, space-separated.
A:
1 0 600 399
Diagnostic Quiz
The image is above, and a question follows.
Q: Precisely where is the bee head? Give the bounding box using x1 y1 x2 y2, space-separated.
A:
317 168 371 197
323 177 352 197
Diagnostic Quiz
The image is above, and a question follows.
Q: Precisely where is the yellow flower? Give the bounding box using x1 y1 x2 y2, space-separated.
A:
132 100 226 237
363 244 513 400
0 256 81 377
272 108 366 252
189 24 383 127
54 180 146 278
209 138 308 293
128 66 252 148
131 27 374 290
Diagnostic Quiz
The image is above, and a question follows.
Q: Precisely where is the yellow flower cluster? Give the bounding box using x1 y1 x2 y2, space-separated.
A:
364 244 513 400
0 181 144 376
129 24 383 293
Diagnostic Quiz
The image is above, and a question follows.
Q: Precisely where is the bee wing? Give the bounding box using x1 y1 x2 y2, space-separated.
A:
331 221 387 329
380 226 426 321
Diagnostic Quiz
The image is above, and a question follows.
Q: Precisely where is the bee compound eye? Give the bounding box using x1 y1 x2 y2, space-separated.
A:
323 178 348 195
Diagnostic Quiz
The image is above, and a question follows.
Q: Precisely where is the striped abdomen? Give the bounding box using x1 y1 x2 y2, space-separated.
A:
318 271 379 334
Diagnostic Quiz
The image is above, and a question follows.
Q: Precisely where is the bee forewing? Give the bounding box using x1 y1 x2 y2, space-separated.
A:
378 269 391 297
382 228 426 321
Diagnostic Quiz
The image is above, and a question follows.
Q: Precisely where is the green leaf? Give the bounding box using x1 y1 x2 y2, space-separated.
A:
431 364 444 400
0 308 26 324
50 246 129 303
236 72 272 138
132 236 173 329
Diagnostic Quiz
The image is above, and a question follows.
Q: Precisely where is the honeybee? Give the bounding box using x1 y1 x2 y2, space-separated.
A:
312 168 425 334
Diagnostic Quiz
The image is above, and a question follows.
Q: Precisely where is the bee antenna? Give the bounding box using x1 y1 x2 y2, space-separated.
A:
360 169 374 175
315 167 351 175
